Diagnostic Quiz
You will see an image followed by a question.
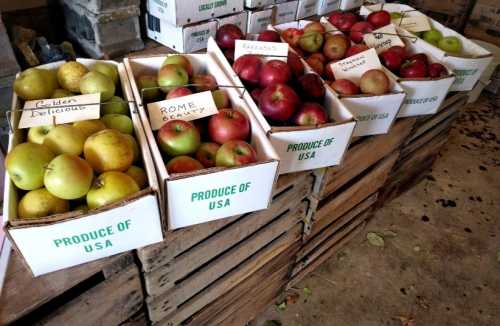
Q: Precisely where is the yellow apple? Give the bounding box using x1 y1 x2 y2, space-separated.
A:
101 114 134 134
123 134 140 163
27 125 54 144
73 120 106 139
80 71 115 101
44 154 94 200
126 165 147 189
86 171 139 209
18 188 69 219
91 62 119 85
51 88 74 98
101 95 128 115
84 129 134 172
43 125 85 155
57 61 89 93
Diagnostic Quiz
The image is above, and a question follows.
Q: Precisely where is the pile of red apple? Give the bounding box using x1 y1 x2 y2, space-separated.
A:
216 24 330 126
379 46 448 78
135 54 258 175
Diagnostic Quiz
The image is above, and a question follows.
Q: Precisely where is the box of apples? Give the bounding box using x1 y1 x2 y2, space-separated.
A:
270 19 406 137
3 59 163 276
124 51 280 229
210 26 357 174
360 3 493 92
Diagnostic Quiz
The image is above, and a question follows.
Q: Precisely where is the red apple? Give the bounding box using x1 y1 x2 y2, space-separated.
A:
259 83 300 122
166 87 192 99
304 21 325 34
323 34 349 60
215 140 257 167
293 102 328 126
166 156 203 174
233 55 262 86
297 73 325 100
195 142 220 168
400 59 428 78
288 51 304 77
305 57 324 75
336 12 358 32
360 69 390 95
208 109 250 144
346 44 369 57
292 46 305 58
251 88 263 104
259 60 291 88
387 46 407 60
428 63 448 78
367 10 391 29
224 48 235 64
309 52 326 64
216 24 244 49
282 28 304 47
325 62 336 80
328 11 344 27
380 50 403 72
330 79 360 95
157 120 201 156
162 55 193 77
192 74 217 92
350 21 374 43
258 30 281 42
409 53 429 66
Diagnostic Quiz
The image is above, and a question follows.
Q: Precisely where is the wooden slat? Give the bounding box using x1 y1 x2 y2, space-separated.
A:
143 176 313 296
153 223 303 325
319 117 415 199
0 251 133 324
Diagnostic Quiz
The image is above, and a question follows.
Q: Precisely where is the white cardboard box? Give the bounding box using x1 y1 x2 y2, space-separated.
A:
3 59 163 276
316 0 340 15
296 0 317 19
360 3 493 92
245 0 275 9
339 0 364 11
276 20 405 137
246 7 274 34
146 0 244 26
217 11 249 34
275 1 298 25
124 51 280 229
208 38 356 174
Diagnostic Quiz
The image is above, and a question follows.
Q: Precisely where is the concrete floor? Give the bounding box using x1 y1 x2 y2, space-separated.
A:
255 93 500 326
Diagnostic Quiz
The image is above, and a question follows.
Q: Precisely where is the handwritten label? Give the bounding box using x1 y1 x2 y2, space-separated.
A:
331 48 382 83
363 24 405 54
393 14 431 33
147 91 218 130
234 40 289 62
19 93 100 129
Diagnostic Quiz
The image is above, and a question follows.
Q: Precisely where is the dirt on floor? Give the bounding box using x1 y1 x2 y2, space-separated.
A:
254 93 500 326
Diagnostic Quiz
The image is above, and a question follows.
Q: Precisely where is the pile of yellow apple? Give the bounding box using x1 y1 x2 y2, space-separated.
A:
6 61 146 220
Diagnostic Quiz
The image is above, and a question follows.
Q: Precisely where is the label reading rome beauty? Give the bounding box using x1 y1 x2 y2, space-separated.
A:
392 14 431 33
331 48 382 83
363 24 405 54
19 93 100 129
234 40 289 62
147 91 218 130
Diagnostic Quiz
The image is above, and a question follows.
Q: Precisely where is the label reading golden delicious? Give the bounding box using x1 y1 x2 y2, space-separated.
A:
147 91 218 130
331 48 382 83
234 40 289 62
392 14 431 33
19 93 101 129
363 24 405 54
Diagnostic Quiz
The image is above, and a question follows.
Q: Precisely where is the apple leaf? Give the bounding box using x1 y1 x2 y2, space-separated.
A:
367 232 385 247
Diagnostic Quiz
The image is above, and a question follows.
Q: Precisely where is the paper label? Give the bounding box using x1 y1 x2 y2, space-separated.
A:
234 40 289 62
147 91 218 130
18 93 100 129
393 14 431 33
363 24 405 54
331 48 382 83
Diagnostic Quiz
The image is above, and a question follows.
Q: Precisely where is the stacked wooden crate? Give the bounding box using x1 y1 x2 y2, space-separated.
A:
137 172 314 325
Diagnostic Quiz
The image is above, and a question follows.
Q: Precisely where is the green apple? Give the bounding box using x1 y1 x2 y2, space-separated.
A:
18 188 69 219
438 36 462 54
157 120 200 156
86 171 139 209
126 165 147 189
80 71 115 101
101 114 134 134
91 62 119 85
5 142 55 190
123 134 140 163
422 29 443 46
84 129 134 172
27 125 54 144
44 154 94 200
136 75 161 101
101 95 128 115
57 61 89 93
14 68 56 100
43 125 86 155
161 55 193 76
299 31 324 53
157 64 188 93
212 90 230 109
51 88 74 98
73 119 106 139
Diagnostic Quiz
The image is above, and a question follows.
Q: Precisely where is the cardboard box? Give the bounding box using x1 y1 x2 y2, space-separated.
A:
296 0 317 19
278 19 404 137
208 38 356 174
3 59 163 276
246 7 274 34
316 0 340 15
146 0 244 26
339 0 363 11
124 51 279 229
244 0 275 8
274 0 298 25
217 10 249 34
360 3 493 92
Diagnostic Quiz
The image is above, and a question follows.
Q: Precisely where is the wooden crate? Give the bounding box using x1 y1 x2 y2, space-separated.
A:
379 93 468 204
138 172 314 325
0 251 144 325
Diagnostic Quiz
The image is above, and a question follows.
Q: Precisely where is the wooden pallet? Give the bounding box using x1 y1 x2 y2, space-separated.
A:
379 93 468 204
0 251 144 325
138 172 314 325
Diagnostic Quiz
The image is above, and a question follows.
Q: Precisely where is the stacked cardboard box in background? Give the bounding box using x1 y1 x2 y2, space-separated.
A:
245 1 298 34
60 0 144 58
